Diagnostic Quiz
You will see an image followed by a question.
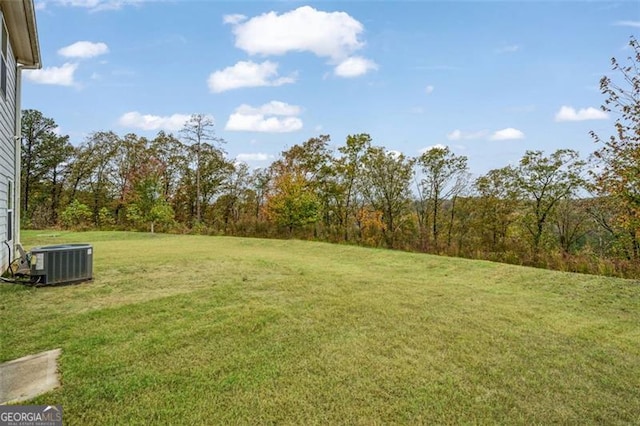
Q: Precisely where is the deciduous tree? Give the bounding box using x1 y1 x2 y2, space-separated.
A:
35 133 73 225
590 36 640 259
360 147 414 248
514 149 585 257
416 146 469 251
74 132 121 226
474 167 520 253
20 109 59 218
264 171 320 235
180 114 225 224
335 134 371 241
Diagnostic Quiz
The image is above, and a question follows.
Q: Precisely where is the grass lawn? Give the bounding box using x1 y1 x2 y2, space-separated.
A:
1 231 639 424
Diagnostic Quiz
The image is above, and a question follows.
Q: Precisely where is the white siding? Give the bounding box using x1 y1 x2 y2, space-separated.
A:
0 8 17 273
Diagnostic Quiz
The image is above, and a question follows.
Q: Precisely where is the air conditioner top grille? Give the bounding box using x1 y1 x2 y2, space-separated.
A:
31 243 93 252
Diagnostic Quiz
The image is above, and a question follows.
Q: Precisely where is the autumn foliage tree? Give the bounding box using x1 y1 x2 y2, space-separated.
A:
263 137 332 236
334 134 371 242
590 36 640 260
264 171 319 235
360 147 414 249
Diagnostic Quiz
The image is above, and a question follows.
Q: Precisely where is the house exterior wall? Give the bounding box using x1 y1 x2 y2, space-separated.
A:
0 8 17 274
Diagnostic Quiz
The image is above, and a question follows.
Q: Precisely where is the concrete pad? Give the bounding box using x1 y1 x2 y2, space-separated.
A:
0 349 61 404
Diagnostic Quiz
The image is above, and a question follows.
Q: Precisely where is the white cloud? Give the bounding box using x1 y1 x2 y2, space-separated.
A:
223 14 246 25
58 41 109 58
614 20 640 28
54 0 102 7
446 129 488 141
447 130 462 141
226 115 303 133
24 63 78 86
554 106 608 122
334 56 377 77
425 85 434 95
118 111 191 131
236 100 302 116
207 60 295 93
446 128 524 141
489 128 525 141
224 6 376 78
495 44 521 54
49 0 143 12
225 101 303 133
236 153 273 162
419 144 447 154
230 6 365 61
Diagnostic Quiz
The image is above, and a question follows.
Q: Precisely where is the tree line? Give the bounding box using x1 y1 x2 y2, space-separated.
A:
20 37 639 278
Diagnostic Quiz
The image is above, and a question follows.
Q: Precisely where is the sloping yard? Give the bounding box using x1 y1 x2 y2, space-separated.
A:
1 231 638 424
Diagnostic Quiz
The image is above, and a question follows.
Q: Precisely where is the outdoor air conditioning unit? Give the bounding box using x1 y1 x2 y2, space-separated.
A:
29 244 93 285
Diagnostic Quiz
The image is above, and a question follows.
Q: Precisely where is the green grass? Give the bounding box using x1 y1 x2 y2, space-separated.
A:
1 231 639 424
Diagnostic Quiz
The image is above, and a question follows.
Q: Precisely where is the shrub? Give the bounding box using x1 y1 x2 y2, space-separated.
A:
61 200 92 230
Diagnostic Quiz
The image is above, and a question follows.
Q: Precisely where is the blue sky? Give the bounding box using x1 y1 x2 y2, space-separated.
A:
23 0 640 177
